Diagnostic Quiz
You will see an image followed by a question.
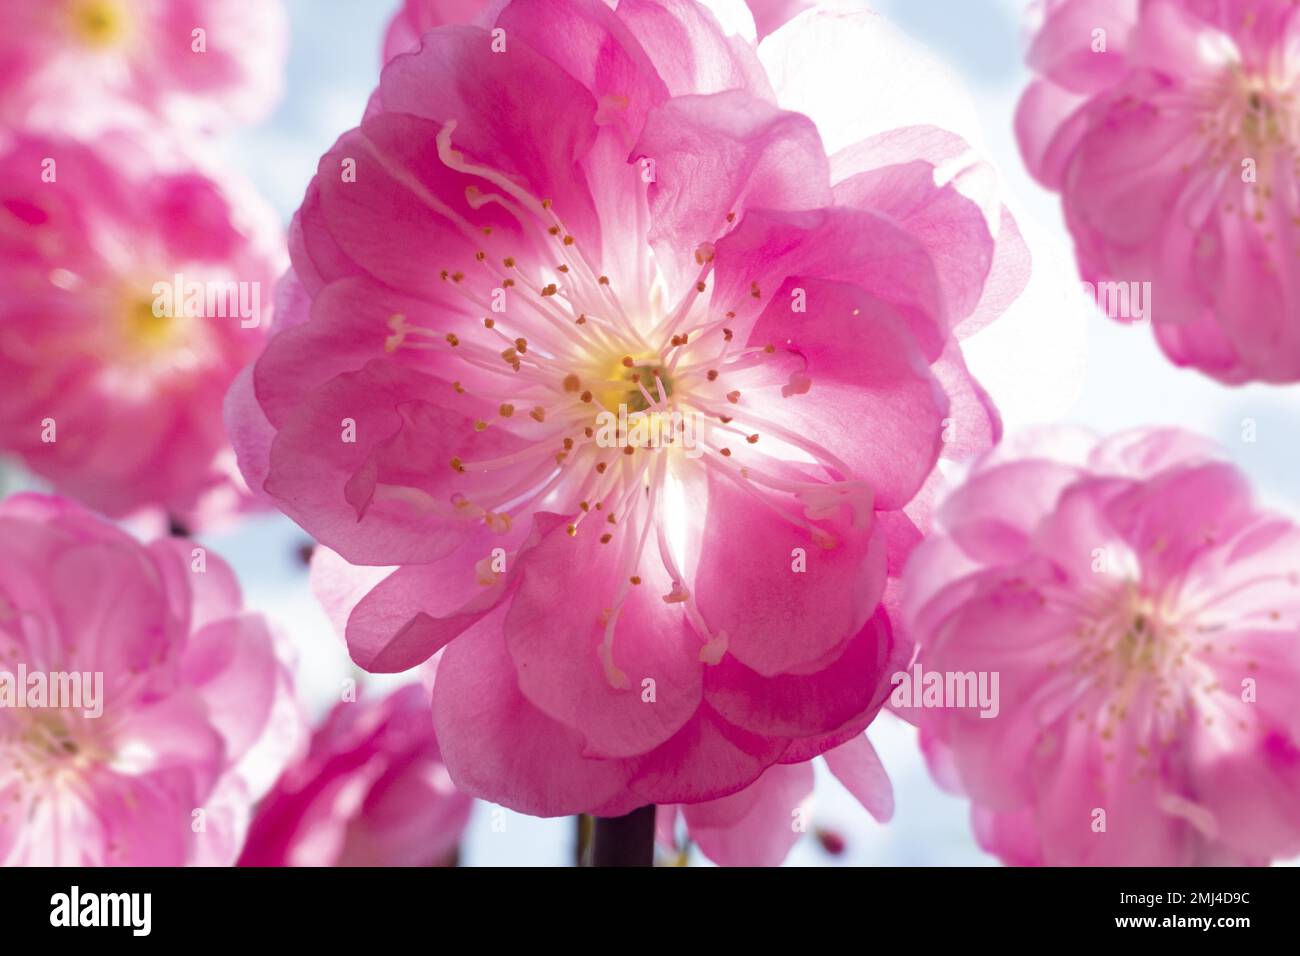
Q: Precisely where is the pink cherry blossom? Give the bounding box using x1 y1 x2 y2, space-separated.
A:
238 684 472 867
233 0 1028 816
903 427 1300 865
0 493 305 866
0 0 288 131
1016 0 1300 383
0 131 285 525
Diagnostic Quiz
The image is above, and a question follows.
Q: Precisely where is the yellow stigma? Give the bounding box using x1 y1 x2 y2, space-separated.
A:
68 0 130 49
121 291 180 354
595 354 671 413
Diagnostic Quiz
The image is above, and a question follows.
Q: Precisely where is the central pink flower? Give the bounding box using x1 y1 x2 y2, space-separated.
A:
233 0 1029 814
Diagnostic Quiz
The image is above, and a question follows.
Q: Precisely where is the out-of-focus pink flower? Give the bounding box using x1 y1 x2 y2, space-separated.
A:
1016 0 1300 384
903 427 1300 865
0 0 288 131
0 131 284 525
0 493 305 866
238 684 472 867
656 730 892 865
234 0 1027 816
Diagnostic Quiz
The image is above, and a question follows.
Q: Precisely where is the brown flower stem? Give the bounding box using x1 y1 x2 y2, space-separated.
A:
590 805 656 867
575 814 595 866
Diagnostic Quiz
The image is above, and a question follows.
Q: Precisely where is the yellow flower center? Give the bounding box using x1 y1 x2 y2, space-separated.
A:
594 356 673 414
68 0 130 49
121 292 180 354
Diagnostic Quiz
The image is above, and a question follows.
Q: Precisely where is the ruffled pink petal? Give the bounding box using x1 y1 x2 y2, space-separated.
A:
1029 721 1196 866
1061 86 1199 258
433 606 634 815
741 277 948 509
637 90 830 302
310 546 395 641
777 617 913 762
970 804 1044 866
711 206 950 360
682 760 813 865
47 539 179 684
688 461 887 677
832 160 993 326
704 608 894 739
504 516 705 758
182 616 284 773
147 536 244 633
622 703 790 806
1186 198 1300 383
824 732 894 822
1087 426 1220 477
937 458 1088 566
1014 78 1092 190
958 205 1031 339
497 0 669 141
617 0 771 98
1188 728 1300 861
910 560 1085 812
383 0 492 62
108 692 226 795
265 360 531 565
312 114 545 303
929 340 1002 465
744 0 811 41
347 522 526 672
225 362 276 502
1025 0 1138 93
287 184 366 296
1102 461 1256 591
376 25 603 250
